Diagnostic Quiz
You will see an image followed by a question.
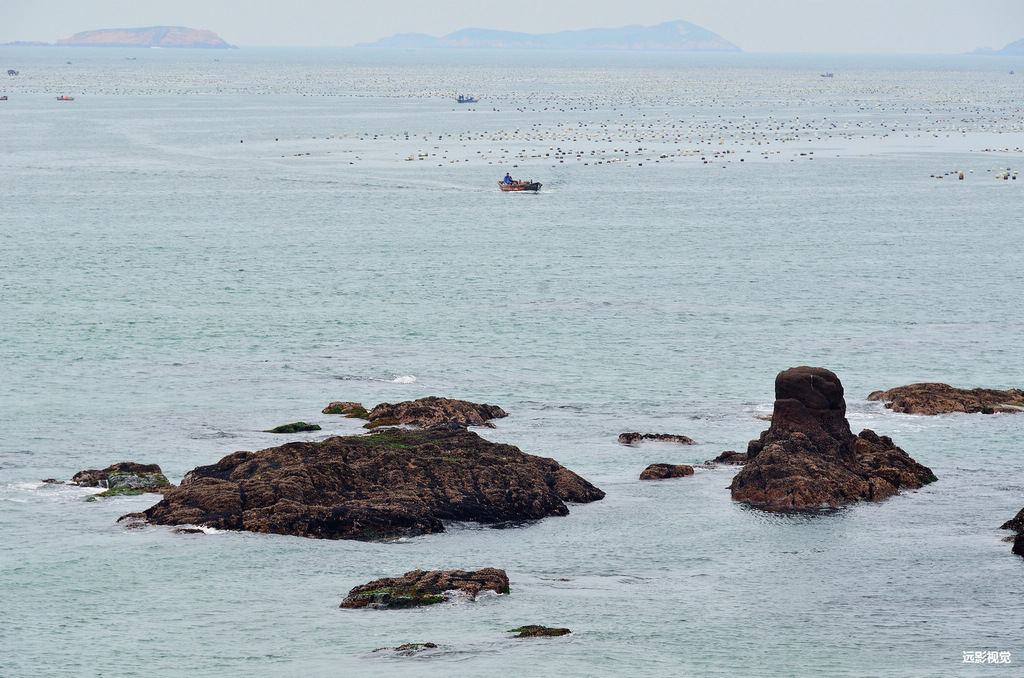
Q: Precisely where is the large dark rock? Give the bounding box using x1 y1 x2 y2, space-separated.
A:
341 568 509 609
72 462 171 493
867 383 1024 415
364 396 507 428
707 451 747 466
730 367 936 508
139 426 603 540
1001 508 1024 557
639 463 694 480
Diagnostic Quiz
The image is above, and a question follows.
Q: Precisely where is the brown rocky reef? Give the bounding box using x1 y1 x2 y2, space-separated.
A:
140 426 603 540
730 367 937 508
71 462 171 499
618 432 695 445
639 463 694 480
867 383 1024 415
509 625 571 637
1000 508 1024 557
707 451 747 466
342 568 509 609
324 396 507 428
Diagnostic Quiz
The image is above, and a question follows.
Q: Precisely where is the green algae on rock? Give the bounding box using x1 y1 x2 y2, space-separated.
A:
264 422 321 434
342 568 509 609
508 625 571 637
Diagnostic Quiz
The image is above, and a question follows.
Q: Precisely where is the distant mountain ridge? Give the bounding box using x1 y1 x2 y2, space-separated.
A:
360 20 740 52
54 26 234 49
968 37 1024 55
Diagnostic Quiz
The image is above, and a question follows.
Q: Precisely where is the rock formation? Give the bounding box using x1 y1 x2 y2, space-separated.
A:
322 401 367 417
618 432 695 445
707 451 747 465
365 396 507 428
867 383 1024 415
71 462 171 493
1000 508 1024 556
138 426 603 539
508 625 571 637
639 463 694 480
730 367 936 508
341 568 509 609
264 422 321 434
323 396 507 428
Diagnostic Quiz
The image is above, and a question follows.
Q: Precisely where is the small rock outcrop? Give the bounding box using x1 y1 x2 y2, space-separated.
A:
372 643 438 654
508 625 571 637
707 451 747 465
618 432 695 445
867 383 1024 415
72 462 171 498
1001 509 1024 556
639 463 695 480
341 568 509 609
730 367 936 508
322 402 367 417
365 396 507 428
264 422 321 434
140 426 603 540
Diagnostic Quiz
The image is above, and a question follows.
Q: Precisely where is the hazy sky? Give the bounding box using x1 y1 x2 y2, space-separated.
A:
4 1 1023 53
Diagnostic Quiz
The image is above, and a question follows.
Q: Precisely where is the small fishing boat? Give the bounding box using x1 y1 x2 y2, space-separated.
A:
57 95 74 100
456 94 478 103
498 180 541 192
0 95 7 101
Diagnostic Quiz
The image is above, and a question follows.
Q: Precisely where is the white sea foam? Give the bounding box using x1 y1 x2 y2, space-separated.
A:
391 375 417 384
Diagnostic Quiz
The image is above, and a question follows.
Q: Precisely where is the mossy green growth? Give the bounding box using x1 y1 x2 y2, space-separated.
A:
357 429 424 449
344 406 369 419
508 625 571 637
86 487 146 501
265 422 322 434
920 473 939 484
364 416 400 429
354 587 447 608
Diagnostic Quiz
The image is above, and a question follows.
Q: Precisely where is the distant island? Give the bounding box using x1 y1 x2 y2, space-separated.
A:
968 37 1024 56
43 26 235 49
359 20 740 52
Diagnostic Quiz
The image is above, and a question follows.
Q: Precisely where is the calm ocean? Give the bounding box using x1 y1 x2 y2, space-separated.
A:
1 47 1022 677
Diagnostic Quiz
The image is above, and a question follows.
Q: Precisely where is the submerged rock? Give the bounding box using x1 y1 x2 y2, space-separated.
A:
364 396 507 428
867 383 1024 415
618 432 695 445
508 625 571 637
140 426 603 540
1001 508 1024 557
72 462 171 495
342 568 509 609
264 422 321 434
639 463 695 480
730 367 936 508
372 642 438 654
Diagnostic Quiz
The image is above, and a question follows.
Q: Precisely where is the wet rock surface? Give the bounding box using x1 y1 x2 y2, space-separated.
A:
731 367 936 508
707 450 748 465
639 463 695 480
1000 508 1024 556
71 462 172 495
364 396 508 428
264 422 321 434
322 401 368 417
508 625 572 637
867 383 1024 415
618 432 695 445
342 568 509 609
140 426 603 539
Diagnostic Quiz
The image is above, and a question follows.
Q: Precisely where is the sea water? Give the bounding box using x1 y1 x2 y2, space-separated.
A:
1 47 1022 677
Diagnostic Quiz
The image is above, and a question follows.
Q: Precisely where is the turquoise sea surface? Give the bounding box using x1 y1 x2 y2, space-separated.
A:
1 47 1022 676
